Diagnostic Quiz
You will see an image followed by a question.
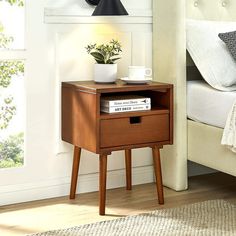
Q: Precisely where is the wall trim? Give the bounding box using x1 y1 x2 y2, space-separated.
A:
44 8 152 24
0 165 154 206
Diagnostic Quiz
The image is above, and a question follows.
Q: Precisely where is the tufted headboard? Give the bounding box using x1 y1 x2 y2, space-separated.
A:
186 0 236 78
186 0 236 21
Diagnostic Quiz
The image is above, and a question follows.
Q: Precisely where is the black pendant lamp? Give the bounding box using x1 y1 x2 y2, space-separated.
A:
86 0 128 16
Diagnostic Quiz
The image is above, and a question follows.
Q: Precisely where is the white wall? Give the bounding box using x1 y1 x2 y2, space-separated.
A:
46 0 152 11
0 0 154 206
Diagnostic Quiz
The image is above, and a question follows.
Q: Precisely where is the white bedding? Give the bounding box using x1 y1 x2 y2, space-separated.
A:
222 101 236 152
186 19 236 91
187 80 236 128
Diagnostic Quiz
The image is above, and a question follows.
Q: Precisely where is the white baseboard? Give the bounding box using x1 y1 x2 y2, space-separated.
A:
0 165 154 206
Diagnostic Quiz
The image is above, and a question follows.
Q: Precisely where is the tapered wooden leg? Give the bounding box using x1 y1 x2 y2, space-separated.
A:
125 149 132 190
152 146 164 204
70 146 81 199
99 154 107 215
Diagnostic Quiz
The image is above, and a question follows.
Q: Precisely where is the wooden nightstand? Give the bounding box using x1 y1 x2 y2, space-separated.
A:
62 80 173 215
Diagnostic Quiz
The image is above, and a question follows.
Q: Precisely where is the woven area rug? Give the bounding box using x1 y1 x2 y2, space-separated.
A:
30 199 236 236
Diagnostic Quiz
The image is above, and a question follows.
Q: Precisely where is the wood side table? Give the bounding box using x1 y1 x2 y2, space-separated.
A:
62 80 173 215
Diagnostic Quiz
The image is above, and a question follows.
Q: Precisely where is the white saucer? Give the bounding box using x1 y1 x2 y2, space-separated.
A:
121 77 152 84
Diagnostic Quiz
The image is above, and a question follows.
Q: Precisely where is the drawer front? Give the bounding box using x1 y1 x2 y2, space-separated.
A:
100 114 169 148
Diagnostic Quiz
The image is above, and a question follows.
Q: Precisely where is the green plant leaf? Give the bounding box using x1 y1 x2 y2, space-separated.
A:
90 51 104 63
107 56 121 64
95 59 104 64
106 59 114 64
86 40 122 64
104 53 110 64
110 56 121 60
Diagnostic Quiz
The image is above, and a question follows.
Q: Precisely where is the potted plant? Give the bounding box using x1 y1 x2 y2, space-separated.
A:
86 39 122 83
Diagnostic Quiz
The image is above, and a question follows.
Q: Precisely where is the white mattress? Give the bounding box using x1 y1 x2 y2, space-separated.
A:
187 80 236 128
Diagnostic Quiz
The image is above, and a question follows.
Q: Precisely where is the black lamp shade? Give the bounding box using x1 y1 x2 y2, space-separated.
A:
92 0 128 16
85 0 100 5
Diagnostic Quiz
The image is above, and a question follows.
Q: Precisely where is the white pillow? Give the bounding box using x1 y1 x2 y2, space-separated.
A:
186 19 236 91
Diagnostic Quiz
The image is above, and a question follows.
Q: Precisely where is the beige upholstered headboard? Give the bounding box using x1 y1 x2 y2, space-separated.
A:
186 0 236 77
153 0 236 191
187 0 236 21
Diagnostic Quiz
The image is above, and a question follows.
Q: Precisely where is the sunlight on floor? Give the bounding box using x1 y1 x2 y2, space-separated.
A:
0 202 122 236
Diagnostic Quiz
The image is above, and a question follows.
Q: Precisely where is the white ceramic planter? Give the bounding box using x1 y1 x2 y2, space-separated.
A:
94 64 117 83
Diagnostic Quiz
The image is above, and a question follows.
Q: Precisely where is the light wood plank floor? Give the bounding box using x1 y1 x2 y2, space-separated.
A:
1 173 236 236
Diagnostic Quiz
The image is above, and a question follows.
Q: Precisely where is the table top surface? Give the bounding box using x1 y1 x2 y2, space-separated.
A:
62 80 173 93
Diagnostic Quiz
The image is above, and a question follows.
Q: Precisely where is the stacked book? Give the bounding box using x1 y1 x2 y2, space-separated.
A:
101 95 151 113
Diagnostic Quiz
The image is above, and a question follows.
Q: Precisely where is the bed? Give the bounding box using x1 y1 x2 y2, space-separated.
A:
187 80 236 129
187 78 236 177
186 5 236 178
153 0 236 191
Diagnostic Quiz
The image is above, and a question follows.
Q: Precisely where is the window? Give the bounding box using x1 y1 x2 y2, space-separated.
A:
0 0 25 168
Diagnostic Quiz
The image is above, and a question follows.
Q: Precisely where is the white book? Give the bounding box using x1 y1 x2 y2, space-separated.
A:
101 103 151 113
101 95 151 107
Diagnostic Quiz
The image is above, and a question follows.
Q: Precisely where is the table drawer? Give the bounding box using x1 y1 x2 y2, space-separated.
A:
100 114 169 148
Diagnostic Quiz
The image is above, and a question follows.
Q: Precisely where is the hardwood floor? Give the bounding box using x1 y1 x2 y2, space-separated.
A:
1 173 236 236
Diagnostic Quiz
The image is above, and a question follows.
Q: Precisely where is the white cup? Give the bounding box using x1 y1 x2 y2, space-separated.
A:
128 66 152 80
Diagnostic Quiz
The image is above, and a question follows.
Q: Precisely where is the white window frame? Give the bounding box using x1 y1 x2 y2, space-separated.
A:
0 1 27 171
